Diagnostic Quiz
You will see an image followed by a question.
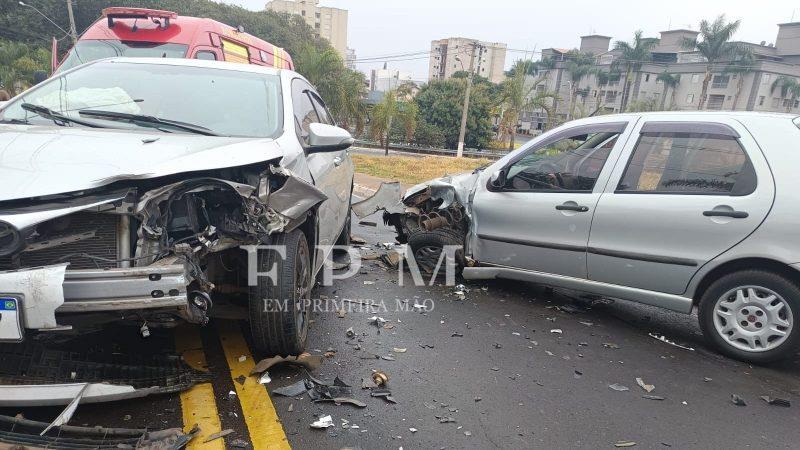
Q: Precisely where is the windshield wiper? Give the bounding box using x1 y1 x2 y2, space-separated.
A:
78 110 220 136
20 103 103 128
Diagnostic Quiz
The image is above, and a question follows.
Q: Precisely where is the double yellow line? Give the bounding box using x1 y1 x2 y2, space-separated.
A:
175 322 290 449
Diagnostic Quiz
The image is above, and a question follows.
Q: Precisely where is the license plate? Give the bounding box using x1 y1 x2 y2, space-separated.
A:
0 296 23 342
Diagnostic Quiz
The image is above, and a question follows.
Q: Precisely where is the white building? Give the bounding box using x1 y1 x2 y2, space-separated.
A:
429 37 507 84
370 66 413 93
266 0 349 58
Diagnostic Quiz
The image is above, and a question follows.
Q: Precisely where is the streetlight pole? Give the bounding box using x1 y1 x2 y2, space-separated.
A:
18 1 70 38
65 0 78 44
457 42 480 158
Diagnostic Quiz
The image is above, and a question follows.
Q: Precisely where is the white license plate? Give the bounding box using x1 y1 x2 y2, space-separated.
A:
0 297 23 342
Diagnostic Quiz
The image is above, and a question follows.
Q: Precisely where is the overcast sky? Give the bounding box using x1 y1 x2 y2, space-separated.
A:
227 0 799 81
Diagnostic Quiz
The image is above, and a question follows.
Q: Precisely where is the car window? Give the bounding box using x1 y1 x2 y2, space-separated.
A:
194 50 217 60
617 131 755 195
291 79 320 144
503 130 621 192
309 92 334 126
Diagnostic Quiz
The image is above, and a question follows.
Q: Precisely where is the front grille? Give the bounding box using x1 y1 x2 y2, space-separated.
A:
0 212 119 271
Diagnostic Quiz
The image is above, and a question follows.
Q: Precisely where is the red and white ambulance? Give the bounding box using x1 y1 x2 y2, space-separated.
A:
53 7 293 73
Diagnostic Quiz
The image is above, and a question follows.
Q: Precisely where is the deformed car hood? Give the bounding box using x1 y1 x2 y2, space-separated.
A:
0 125 285 201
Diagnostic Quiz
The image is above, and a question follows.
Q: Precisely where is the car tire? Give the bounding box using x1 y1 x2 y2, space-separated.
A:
698 269 799 364
407 228 464 275
248 229 312 357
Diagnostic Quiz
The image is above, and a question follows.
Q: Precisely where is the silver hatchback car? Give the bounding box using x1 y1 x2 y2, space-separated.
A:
385 112 800 363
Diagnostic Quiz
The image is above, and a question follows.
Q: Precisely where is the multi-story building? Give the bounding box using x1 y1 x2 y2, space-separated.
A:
345 48 356 70
370 66 413 93
265 0 348 58
523 22 800 132
429 37 507 84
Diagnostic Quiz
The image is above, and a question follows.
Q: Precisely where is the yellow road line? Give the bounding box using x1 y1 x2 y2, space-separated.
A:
217 320 291 450
175 326 225 450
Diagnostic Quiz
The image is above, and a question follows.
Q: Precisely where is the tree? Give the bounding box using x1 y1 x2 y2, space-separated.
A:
771 76 800 113
656 71 681 110
613 31 659 112
415 78 495 150
682 15 743 110
0 39 50 93
724 49 755 110
498 60 557 149
368 90 417 154
564 50 596 120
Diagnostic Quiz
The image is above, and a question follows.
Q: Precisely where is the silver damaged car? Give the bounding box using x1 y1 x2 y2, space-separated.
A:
0 58 355 356
383 112 800 363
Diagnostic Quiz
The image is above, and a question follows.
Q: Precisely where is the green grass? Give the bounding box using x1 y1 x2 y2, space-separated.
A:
352 153 492 185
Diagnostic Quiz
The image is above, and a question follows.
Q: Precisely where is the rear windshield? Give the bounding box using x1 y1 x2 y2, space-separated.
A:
56 40 188 72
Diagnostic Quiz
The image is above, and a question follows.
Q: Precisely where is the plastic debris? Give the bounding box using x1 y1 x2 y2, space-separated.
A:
409 427 418 433
346 327 355 338
381 355 395 361
230 438 250 448
731 394 747 406
614 441 637 448
550 329 563 334
272 380 308 397
203 429 234 443
250 353 323 375
371 388 397 403
368 316 388 327
635 377 655 393
258 372 272 385
350 235 367 244
760 396 791 407
288 403 294 412
648 333 695 351
642 395 665 401
372 370 389 387
609 383 630 392
238 355 247 362
310 415 335 429
392 348 407 353
317 397 367 408
603 343 620 349
574 370 583 379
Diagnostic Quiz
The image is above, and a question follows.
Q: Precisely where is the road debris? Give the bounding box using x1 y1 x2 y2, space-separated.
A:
760 396 791 407
392 347 407 353
41 383 89 435
372 370 389 387
351 235 368 245
648 333 695 351
614 440 637 447
703 377 713 382
258 372 272 385
230 438 250 448
413 303 428 312
609 383 630 392
271 380 308 397
453 284 468 300
369 316 388 327
238 355 247 362
603 343 621 349
318 397 367 408
550 329 563 334
731 394 747 406
346 327 356 338
635 377 655 393
409 427 418 433
310 415 335 429
371 388 397 403
642 395 665 401
250 353 323 375
203 429 234 443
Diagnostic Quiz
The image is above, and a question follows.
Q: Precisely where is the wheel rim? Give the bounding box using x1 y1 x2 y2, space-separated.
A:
415 245 442 273
713 285 793 353
294 242 311 335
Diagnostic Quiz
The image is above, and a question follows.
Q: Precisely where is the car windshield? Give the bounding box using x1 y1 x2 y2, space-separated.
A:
0 61 283 138
56 40 188 73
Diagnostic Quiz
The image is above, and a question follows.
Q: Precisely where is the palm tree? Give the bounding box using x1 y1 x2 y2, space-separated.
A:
656 72 681 110
771 76 800 113
613 31 659 112
724 49 755 110
499 60 556 149
682 15 743 110
369 90 418 154
564 51 596 120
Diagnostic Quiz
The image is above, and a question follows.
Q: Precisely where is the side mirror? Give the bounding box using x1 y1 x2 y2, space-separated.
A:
307 123 354 153
489 169 506 189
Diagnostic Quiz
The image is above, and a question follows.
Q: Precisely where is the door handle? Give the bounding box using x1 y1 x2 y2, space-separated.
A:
556 203 589 212
703 210 748 219
333 156 343 167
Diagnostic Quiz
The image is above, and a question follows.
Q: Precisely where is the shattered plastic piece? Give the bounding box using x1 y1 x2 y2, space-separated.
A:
258 372 272 385
635 377 655 393
409 428 418 433
648 333 695 351
250 353 323 375
642 395 665 401
317 397 367 408
603 343 620 349
271 380 308 397
614 441 637 448
609 383 630 392
371 388 397 403
392 348 407 353
368 316 388 327
204 429 234 443
372 371 389 387
464 431 472 437
731 394 747 406
311 415 335 429
550 329 563 334
760 396 791 407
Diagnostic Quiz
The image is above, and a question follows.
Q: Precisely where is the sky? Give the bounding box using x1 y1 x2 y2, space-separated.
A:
227 0 800 81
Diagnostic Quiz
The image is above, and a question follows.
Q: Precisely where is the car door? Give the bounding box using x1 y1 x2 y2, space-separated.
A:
307 91 352 235
470 121 633 278
586 118 775 295
290 78 339 248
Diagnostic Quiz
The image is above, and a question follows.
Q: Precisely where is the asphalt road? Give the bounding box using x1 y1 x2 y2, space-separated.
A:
3 218 799 449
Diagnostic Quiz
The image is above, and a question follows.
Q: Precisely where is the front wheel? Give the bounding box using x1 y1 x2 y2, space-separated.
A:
698 269 799 364
248 229 312 356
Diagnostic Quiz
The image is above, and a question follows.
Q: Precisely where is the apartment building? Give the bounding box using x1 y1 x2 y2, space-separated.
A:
429 37 507 84
523 22 800 131
266 0 348 57
370 67 413 93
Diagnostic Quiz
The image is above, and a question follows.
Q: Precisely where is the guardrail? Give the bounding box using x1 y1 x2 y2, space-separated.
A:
353 139 508 161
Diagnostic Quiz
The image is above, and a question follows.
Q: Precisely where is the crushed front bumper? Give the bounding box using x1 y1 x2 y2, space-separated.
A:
0 261 190 338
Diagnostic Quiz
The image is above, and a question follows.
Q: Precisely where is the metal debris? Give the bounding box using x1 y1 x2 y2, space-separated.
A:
453 284 468 300
609 383 630 392
203 429 234 443
310 415 334 429
250 353 323 375
760 396 791 407
614 441 637 448
372 371 389 387
731 394 747 406
648 333 695 351
635 377 655 393
550 329 563 334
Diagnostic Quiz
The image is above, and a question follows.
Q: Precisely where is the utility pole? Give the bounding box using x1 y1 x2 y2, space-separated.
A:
65 0 78 44
457 42 480 158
